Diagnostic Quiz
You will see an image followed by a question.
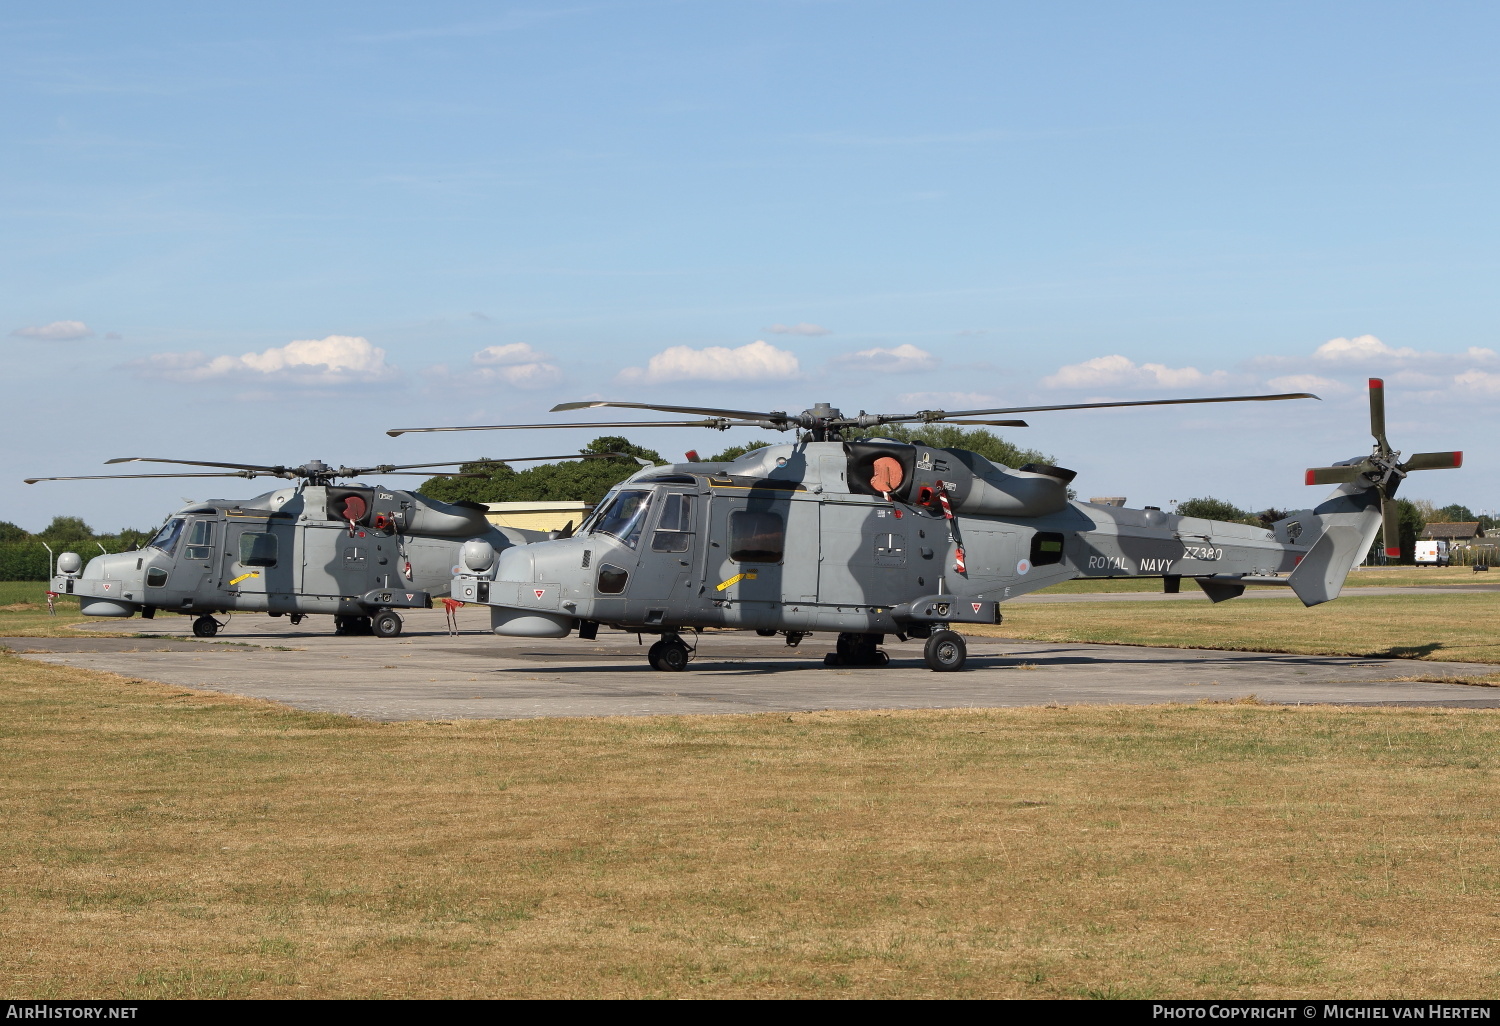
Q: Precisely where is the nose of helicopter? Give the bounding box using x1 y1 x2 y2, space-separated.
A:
85 549 145 583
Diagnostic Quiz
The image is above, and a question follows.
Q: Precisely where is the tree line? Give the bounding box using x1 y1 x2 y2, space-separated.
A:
0 517 156 581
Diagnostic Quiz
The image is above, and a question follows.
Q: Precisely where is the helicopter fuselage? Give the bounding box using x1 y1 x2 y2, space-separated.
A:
52 484 530 626
452 439 1381 645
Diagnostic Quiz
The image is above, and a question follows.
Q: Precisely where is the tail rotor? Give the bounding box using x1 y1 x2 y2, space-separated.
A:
1303 378 1462 558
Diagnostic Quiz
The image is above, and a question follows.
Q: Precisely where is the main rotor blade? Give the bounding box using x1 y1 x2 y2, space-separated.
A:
1305 464 1367 486
925 392 1320 420
387 419 768 437
1399 451 1463 472
104 457 288 473
1381 497 1401 559
26 472 263 484
921 419 1030 427
551 400 780 420
1368 378 1390 453
354 452 637 473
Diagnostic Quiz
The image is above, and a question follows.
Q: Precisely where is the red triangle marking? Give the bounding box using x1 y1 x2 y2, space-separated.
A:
534 589 545 599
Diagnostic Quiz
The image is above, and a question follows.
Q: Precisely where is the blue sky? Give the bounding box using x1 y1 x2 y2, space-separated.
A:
5 1 1497 531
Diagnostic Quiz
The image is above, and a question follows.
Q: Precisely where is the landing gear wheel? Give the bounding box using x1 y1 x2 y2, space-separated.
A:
372 610 403 638
288 613 305 626
924 630 967 672
827 632 889 667
334 615 372 636
192 615 219 638
648 638 690 672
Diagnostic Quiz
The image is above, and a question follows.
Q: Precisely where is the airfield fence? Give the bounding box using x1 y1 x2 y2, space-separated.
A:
1451 544 1499 567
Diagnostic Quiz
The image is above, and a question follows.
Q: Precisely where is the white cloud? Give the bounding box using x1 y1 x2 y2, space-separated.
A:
12 320 93 341
1311 334 1419 362
469 343 562 389
1451 369 1500 395
617 340 799 384
137 335 395 384
768 322 830 336
1266 374 1348 394
833 344 939 374
1043 354 1229 390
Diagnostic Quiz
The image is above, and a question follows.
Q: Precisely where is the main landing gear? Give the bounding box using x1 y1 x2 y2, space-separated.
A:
648 633 693 672
923 629 967 672
334 615 372 636
192 615 222 638
334 610 403 637
819 628 967 671
824 632 890 668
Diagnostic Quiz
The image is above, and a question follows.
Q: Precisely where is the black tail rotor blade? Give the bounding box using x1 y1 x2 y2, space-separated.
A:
1368 378 1390 453
1381 497 1402 559
1399 451 1463 472
1304 464 1368 486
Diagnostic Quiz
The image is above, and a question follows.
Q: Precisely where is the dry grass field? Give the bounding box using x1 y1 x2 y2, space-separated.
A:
1 652 1498 999
1038 566 1492 594
979 592 1500 671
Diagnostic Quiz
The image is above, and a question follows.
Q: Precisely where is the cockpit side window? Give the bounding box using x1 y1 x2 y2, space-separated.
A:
651 493 694 553
591 489 654 548
148 518 186 557
185 520 215 561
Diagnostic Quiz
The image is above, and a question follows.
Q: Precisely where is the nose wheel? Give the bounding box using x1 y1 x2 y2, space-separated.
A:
192 615 221 638
648 635 692 672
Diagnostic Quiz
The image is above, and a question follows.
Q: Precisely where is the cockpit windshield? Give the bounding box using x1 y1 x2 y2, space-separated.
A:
148 518 186 556
589 489 654 548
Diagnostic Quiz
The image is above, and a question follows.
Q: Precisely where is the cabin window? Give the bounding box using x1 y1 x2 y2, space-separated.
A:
146 567 169 588
1030 532 1066 566
596 563 629 594
651 494 694 553
185 521 214 561
148 518 186 557
730 509 785 564
239 532 279 568
591 489 654 549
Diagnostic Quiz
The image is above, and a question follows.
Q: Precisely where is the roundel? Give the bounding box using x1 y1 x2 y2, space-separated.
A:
1016 559 1032 576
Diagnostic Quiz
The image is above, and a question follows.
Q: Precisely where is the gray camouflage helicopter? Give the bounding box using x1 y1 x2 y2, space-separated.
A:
28 453 634 638
390 377 1459 671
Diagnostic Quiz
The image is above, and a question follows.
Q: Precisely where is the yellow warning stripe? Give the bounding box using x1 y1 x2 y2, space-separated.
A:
229 571 260 586
715 571 758 592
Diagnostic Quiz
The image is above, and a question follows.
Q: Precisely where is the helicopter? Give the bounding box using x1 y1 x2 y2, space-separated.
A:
28 453 639 639
387 378 1460 671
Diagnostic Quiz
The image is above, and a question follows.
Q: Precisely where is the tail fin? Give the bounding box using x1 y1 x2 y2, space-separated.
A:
1278 476 1383 606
